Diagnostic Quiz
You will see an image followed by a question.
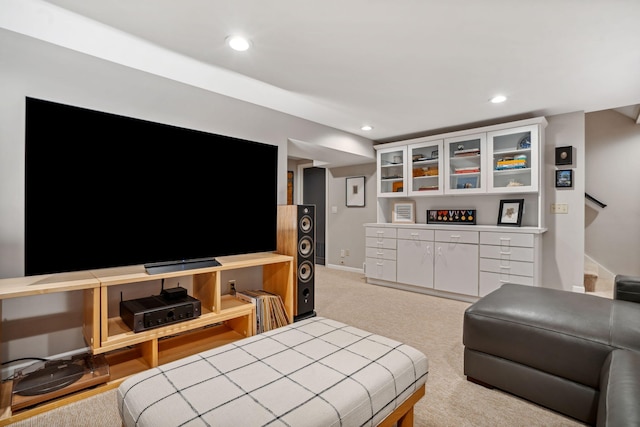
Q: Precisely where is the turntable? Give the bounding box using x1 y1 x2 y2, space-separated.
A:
11 353 110 411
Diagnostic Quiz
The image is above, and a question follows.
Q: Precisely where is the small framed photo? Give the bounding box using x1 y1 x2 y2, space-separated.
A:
346 176 365 207
392 201 416 224
555 146 573 165
497 199 524 227
456 175 479 189
555 169 573 188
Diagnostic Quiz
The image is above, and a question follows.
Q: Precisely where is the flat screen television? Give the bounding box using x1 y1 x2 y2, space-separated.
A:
24 97 278 276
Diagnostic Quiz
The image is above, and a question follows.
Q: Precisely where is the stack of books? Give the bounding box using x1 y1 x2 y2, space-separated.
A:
454 166 480 174
496 158 527 170
453 148 480 157
235 289 290 333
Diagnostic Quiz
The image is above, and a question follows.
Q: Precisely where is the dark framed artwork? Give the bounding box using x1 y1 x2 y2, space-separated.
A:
427 209 476 225
555 146 573 165
346 176 365 207
497 199 524 226
555 169 573 188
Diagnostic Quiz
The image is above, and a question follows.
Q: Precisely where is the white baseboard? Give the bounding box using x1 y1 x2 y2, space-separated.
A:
572 285 586 293
325 263 363 274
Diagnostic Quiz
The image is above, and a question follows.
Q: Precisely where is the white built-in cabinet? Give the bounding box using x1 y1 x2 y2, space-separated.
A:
433 230 479 295
376 119 543 198
365 224 543 301
396 229 434 288
368 117 547 302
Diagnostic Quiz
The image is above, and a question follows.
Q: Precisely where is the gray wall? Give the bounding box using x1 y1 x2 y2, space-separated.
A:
0 30 372 366
585 110 640 276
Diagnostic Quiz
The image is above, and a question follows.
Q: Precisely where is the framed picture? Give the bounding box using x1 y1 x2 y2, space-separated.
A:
427 209 476 225
497 199 524 226
456 175 479 189
346 176 365 207
555 169 573 188
555 146 573 165
392 201 416 223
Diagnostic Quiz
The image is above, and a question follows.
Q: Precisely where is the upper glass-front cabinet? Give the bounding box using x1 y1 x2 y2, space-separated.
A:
408 140 443 196
377 146 407 197
487 124 539 193
444 133 486 194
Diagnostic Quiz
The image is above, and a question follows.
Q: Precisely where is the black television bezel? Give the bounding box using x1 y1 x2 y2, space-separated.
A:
24 97 278 276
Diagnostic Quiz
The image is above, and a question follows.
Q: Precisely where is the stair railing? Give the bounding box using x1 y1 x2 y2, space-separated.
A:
585 193 607 208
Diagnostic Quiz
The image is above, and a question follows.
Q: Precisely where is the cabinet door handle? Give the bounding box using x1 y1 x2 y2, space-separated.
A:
450 234 461 239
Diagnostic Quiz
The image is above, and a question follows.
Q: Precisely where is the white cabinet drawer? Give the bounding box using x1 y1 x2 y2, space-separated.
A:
480 245 534 262
479 271 534 297
435 230 479 244
365 258 396 282
365 247 397 260
397 228 434 241
480 258 534 277
480 232 533 247
365 227 397 239
365 237 396 250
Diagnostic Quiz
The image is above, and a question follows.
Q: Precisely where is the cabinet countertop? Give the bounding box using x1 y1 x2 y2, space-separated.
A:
364 223 547 234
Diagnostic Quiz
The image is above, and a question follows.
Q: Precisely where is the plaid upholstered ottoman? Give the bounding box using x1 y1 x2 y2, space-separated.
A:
117 316 428 427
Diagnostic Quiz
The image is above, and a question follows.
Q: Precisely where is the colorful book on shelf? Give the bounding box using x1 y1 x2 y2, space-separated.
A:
454 167 480 174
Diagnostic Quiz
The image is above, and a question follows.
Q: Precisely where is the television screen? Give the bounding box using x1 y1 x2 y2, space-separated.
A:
25 97 278 276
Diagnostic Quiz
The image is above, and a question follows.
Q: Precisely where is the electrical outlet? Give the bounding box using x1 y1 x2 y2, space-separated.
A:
340 249 345 257
551 203 569 214
228 279 236 295
345 249 350 256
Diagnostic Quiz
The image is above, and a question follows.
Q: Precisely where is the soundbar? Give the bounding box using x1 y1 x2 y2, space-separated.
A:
144 257 221 274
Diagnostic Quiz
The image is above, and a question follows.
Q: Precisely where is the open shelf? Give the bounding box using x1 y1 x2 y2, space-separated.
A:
0 251 293 425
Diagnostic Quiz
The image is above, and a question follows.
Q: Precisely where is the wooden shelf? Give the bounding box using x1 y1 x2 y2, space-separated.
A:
0 251 293 424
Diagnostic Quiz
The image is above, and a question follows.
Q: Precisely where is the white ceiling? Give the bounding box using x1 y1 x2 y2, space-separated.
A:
16 1 640 147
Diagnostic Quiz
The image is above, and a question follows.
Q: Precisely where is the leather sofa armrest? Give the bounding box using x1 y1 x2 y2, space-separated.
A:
614 275 640 303
597 349 640 427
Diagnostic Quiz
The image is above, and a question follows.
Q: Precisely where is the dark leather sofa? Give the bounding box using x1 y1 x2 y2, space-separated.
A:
463 277 640 426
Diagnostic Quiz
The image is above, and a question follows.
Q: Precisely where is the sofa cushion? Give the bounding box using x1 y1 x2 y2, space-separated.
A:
597 349 640 427
614 274 640 303
463 284 640 389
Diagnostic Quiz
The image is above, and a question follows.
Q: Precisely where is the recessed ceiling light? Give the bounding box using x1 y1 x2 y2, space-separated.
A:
361 125 373 131
226 35 251 51
490 95 507 104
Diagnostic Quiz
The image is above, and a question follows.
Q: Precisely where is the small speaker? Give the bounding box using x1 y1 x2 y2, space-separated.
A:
277 204 316 321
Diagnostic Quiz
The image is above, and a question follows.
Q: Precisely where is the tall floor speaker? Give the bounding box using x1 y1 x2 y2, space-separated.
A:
277 204 316 321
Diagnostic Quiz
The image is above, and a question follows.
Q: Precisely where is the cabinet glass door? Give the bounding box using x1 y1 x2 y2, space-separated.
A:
377 146 407 196
444 134 486 194
408 140 443 196
487 125 539 193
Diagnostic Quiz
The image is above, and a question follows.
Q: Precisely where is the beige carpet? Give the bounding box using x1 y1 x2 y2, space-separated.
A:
9 266 585 426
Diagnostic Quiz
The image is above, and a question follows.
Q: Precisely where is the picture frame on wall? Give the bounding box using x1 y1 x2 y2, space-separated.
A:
345 176 365 207
392 201 416 223
497 199 524 226
555 169 573 188
555 146 573 165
